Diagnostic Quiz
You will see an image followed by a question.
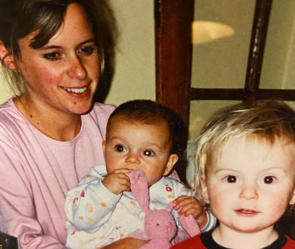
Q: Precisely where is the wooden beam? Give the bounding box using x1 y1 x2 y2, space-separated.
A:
154 0 194 183
256 89 295 101
244 0 273 103
190 88 295 101
155 0 194 128
190 88 246 101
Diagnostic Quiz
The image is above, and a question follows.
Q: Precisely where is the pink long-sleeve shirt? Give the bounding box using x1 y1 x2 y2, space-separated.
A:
0 98 115 249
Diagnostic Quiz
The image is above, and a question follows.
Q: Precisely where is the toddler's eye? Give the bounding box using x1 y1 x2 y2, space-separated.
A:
115 145 126 152
225 175 236 183
143 150 155 157
264 176 275 184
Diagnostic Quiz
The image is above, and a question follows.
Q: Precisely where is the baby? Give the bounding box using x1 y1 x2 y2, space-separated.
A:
172 100 295 249
65 100 216 249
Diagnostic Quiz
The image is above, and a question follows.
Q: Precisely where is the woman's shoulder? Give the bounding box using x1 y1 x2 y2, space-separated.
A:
0 97 15 111
0 98 25 126
0 98 30 149
87 102 115 124
92 102 116 113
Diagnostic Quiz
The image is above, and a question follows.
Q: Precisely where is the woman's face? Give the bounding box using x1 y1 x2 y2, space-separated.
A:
14 3 100 115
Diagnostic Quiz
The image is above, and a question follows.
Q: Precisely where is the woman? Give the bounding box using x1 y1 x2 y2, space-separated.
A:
0 0 150 248
0 0 210 248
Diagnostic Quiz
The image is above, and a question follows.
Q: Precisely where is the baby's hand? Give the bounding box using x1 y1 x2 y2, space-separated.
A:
102 168 132 195
173 195 204 219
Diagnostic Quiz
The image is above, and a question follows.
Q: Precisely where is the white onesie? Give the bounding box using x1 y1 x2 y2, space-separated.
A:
65 165 215 248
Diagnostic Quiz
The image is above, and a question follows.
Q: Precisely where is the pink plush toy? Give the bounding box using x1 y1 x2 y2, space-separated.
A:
126 169 200 249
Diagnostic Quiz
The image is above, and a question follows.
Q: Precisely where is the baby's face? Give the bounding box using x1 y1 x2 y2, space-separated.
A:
202 136 295 234
102 116 178 186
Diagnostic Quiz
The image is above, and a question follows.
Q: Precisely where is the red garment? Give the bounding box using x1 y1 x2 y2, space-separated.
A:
284 236 295 249
171 231 295 249
171 233 206 249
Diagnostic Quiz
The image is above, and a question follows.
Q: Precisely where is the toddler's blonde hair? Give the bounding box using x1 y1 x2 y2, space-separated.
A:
193 100 295 198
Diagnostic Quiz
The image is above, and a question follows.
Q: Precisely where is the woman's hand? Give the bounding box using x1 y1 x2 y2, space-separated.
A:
101 237 148 249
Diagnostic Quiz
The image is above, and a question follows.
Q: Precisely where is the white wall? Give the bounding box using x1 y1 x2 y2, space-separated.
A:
106 1 155 106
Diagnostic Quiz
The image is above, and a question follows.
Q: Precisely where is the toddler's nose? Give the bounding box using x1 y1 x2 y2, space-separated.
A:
239 183 258 200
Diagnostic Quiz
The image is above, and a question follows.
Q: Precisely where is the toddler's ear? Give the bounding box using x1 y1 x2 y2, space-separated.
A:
163 154 178 176
0 41 16 71
289 189 295 205
201 178 210 204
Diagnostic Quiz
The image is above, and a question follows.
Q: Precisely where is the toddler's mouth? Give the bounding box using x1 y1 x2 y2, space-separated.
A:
234 209 260 217
237 209 257 214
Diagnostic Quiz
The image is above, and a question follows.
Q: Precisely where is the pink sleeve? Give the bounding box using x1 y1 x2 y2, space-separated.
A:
0 148 66 249
0 100 114 248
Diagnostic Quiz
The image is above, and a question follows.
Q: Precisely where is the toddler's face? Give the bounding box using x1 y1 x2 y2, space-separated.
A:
202 136 295 234
102 116 178 186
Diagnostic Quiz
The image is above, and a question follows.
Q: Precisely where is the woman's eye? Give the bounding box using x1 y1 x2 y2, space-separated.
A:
225 175 236 183
115 145 126 152
44 53 60 60
264 176 275 184
78 45 96 55
143 150 155 157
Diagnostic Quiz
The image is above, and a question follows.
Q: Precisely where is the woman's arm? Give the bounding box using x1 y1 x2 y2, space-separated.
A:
0 147 66 248
101 238 147 249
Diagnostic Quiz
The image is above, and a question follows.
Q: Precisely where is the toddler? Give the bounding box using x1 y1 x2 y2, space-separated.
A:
172 100 295 249
65 100 216 248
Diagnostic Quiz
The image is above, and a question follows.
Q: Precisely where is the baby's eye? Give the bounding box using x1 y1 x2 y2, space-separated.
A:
78 45 97 56
264 176 275 184
225 175 237 183
44 52 60 61
143 150 155 157
115 145 126 152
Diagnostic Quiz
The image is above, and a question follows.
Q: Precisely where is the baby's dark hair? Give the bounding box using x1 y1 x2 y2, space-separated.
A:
108 100 188 175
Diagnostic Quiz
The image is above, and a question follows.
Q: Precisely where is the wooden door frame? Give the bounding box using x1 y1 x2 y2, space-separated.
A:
155 0 194 129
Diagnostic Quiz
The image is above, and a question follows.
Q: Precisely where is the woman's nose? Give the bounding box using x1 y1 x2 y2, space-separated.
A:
239 183 258 200
125 153 140 164
67 56 87 80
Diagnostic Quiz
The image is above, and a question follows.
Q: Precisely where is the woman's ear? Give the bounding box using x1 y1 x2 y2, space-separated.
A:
163 154 178 176
201 178 210 204
0 41 16 71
